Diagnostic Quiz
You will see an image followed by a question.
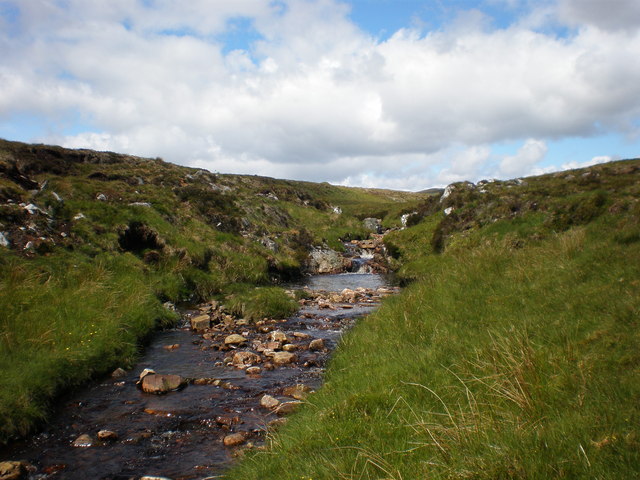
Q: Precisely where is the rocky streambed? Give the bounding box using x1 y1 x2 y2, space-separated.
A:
0 273 397 480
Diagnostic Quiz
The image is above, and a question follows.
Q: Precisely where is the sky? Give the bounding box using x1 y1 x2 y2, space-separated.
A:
1 0 639 191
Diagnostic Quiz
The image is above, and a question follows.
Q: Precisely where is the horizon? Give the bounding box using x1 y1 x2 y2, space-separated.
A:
1 0 639 191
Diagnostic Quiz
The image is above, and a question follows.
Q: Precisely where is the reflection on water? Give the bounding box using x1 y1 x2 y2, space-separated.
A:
287 273 394 291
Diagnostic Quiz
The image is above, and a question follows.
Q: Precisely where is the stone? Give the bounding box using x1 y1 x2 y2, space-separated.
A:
0 461 27 480
362 217 382 233
0 232 9 248
190 314 210 331
269 330 288 343
272 352 296 365
140 477 173 480
260 394 280 409
96 193 107 201
97 430 118 441
224 334 247 345
246 366 262 375
141 374 185 394
282 384 312 400
275 401 302 415
293 332 311 339
282 344 297 352
309 339 325 351
72 434 94 447
138 368 156 382
307 248 344 274
111 367 127 379
232 351 260 367
223 433 246 447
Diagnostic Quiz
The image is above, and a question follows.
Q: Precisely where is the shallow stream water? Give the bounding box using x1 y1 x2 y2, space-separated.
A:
0 273 395 480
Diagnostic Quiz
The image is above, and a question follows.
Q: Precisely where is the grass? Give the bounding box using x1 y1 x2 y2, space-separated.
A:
227 166 640 479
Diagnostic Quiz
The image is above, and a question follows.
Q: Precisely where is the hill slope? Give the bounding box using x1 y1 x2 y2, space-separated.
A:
0 139 424 444
228 158 640 479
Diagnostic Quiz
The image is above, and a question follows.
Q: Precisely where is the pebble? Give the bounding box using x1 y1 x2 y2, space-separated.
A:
260 394 280 409
72 434 94 448
309 339 325 351
111 367 127 379
223 433 246 447
224 334 247 345
97 430 118 441
271 351 296 365
269 330 288 343
246 366 262 375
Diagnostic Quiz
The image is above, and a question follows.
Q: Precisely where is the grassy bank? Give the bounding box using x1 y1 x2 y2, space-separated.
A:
228 164 640 478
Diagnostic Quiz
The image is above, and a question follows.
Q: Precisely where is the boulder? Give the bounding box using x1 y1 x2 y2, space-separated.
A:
190 314 210 331
362 218 382 233
224 334 247 345
141 374 185 394
223 433 246 447
260 394 281 409
0 461 27 480
272 352 297 365
307 248 344 274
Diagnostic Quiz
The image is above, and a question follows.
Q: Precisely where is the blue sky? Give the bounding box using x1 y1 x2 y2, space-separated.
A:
0 0 639 190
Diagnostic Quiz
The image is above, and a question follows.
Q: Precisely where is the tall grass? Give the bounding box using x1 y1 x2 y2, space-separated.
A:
0 251 177 443
227 216 640 479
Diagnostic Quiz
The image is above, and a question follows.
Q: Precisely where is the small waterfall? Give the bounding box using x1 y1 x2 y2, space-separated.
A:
344 242 376 274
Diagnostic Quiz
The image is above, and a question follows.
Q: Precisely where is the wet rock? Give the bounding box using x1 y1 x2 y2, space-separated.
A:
141 374 185 394
72 434 94 447
246 366 262 375
162 343 180 350
111 367 127 379
271 351 297 365
269 330 288 343
224 334 247 345
140 476 173 480
138 368 156 382
0 461 27 480
223 433 246 447
190 314 210 331
309 339 325 351
275 401 302 415
97 430 118 441
307 248 344 274
232 351 260 367
293 332 311 339
215 416 240 427
282 384 312 401
260 394 280 409
282 343 297 352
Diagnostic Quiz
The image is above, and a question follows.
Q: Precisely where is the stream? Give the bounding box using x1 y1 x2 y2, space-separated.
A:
0 271 396 480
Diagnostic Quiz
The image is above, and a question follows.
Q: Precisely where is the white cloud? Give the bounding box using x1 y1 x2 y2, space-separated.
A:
0 0 639 190
499 139 548 177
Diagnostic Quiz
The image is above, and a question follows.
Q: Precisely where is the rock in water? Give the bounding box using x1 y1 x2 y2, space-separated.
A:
0 461 27 480
97 430 118 441
141 374 185 394
72 434 94 447
272 352 296 365
223 433 246 447
260 394 280 409
309 339 325 351
224 334 247 345
190 314 210 332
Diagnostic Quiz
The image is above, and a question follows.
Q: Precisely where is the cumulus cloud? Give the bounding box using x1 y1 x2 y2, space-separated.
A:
0 0 639 189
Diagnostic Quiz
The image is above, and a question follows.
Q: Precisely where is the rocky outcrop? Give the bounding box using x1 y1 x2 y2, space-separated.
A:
306 248 349 274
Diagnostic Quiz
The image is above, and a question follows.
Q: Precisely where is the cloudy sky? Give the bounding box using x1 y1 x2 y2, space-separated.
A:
1 0 639 190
